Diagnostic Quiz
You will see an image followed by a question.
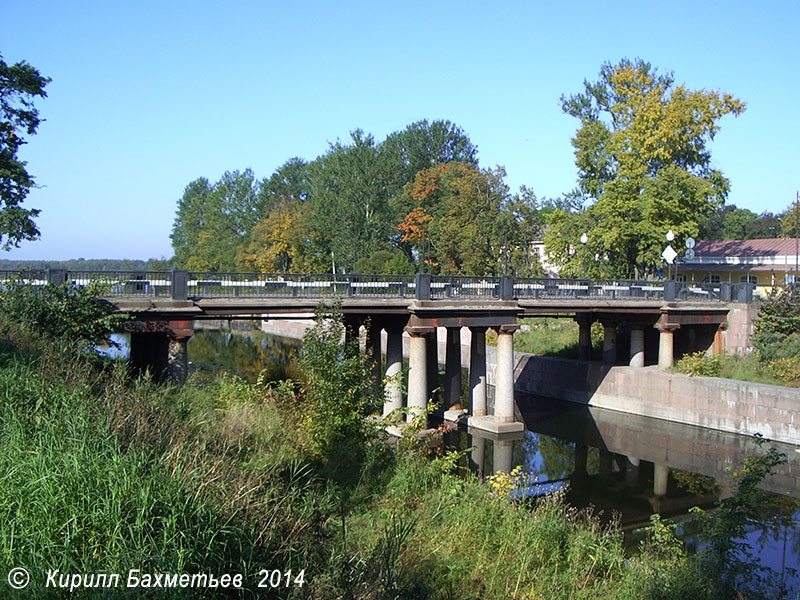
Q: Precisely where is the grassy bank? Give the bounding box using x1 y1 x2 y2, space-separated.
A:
0 315 789 599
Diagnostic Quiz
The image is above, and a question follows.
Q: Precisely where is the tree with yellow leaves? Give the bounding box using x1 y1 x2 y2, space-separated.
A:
549 59 745 278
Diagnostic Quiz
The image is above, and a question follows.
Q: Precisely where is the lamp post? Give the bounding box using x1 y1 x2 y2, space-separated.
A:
666 230 675 281
580 233 588 278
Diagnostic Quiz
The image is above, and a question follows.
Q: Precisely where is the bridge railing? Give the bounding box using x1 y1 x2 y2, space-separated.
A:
514 278 666 300
0 270 755 303
186 272 417 298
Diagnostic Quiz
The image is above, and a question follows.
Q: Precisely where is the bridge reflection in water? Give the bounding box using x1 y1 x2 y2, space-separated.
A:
445 395 800 590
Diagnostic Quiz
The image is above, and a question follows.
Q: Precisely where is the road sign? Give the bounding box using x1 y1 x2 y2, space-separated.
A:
686 237 696 249
685 248 695 259
662 245 678 264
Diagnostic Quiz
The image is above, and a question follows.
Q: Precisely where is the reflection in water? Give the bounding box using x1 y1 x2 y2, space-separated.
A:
188 329 301 383
446 395 800 593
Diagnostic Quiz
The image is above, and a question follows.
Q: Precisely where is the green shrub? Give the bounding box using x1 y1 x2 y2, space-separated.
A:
752 286 800 361
675 351 722 377
0 279 127 348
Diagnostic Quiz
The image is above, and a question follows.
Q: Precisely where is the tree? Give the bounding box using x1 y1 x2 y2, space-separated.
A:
237 197 311 272
555 58 745 277
308 130 395 273
258 157 311 210
382 119 478 190
170 170 263 271
780 198 800 238
392 163 538 276
0 53 50 249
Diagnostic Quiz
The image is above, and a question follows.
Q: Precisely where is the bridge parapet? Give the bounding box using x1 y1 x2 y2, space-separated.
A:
0 270 756 304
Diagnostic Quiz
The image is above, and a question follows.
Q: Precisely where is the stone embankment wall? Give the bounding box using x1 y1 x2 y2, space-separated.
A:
514 356 800 446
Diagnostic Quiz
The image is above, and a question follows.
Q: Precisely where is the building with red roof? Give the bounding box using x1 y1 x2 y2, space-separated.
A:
677 238 799 295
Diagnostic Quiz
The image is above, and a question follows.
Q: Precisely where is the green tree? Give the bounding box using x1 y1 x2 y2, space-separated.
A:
780 197 800 238
0 53 50 249
308 130 395 273
555 58 745 277
258 157 311 210
170 170 263 271
382 119 478 190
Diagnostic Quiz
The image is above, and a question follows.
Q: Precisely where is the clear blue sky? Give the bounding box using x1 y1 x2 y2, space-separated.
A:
2 0 798 260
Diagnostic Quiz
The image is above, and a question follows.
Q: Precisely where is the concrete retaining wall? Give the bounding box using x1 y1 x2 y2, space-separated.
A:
515 355 800 445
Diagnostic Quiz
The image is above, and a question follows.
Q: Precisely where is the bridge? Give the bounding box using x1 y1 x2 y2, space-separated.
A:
2 269 756 435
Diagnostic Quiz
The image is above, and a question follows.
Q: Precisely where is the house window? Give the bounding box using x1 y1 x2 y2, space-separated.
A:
740 275 758 284
702 274 721 284
675 274 687 283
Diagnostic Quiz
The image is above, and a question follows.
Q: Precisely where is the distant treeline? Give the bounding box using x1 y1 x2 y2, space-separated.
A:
0 258 172 272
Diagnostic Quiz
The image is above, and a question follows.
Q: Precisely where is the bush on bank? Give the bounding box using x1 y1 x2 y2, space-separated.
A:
0 305 792 599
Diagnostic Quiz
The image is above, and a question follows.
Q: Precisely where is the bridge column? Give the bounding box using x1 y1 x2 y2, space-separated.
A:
469 326 487 416
494 324 519 423
167 335 190 383
406 327 433 423
602 322 617 364
625 456 640 488
575 314 592 361
365 321 383 387
382 326 404 418
629 326 645 367
656 324 679 368
471 436 486 478
426 329 439 402
654 464 670 497
444 327 462 411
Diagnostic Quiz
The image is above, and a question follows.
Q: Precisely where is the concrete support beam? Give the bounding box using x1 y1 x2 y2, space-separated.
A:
406 328 432 423
576 315 592 361
472 436 486 478
383 329 404 417
599 449 613 482
469 327 488 416
602 322 617 364
654 463 670 497
444 327 462 410
629 327 645 367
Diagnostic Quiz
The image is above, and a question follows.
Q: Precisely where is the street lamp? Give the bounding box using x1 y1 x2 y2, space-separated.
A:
580 233 588 278
662 230 677 282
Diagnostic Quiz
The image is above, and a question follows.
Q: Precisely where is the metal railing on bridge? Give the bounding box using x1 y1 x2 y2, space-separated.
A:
0 270 755 304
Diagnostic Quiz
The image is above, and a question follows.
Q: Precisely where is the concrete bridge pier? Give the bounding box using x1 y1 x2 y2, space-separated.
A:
654 463 670 497
575 315 592 361
382 325 405 418
629 327 645 367
602 321 618 364
444 327 463 410
406 327 434 423
494 324 520 424
127 320 194 383
656 324 678 368
469 326 488 416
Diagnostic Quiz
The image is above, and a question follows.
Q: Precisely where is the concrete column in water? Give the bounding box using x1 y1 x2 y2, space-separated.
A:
406 327 432 423
654 463 670 496
494 324 519 423
167 336 190 383
629 326 645 367
469 326 488 416
576 315 592 361
444 327 462 410
382 327 404 417
656 324 678 369
602 322 617 364
472 436 486 479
